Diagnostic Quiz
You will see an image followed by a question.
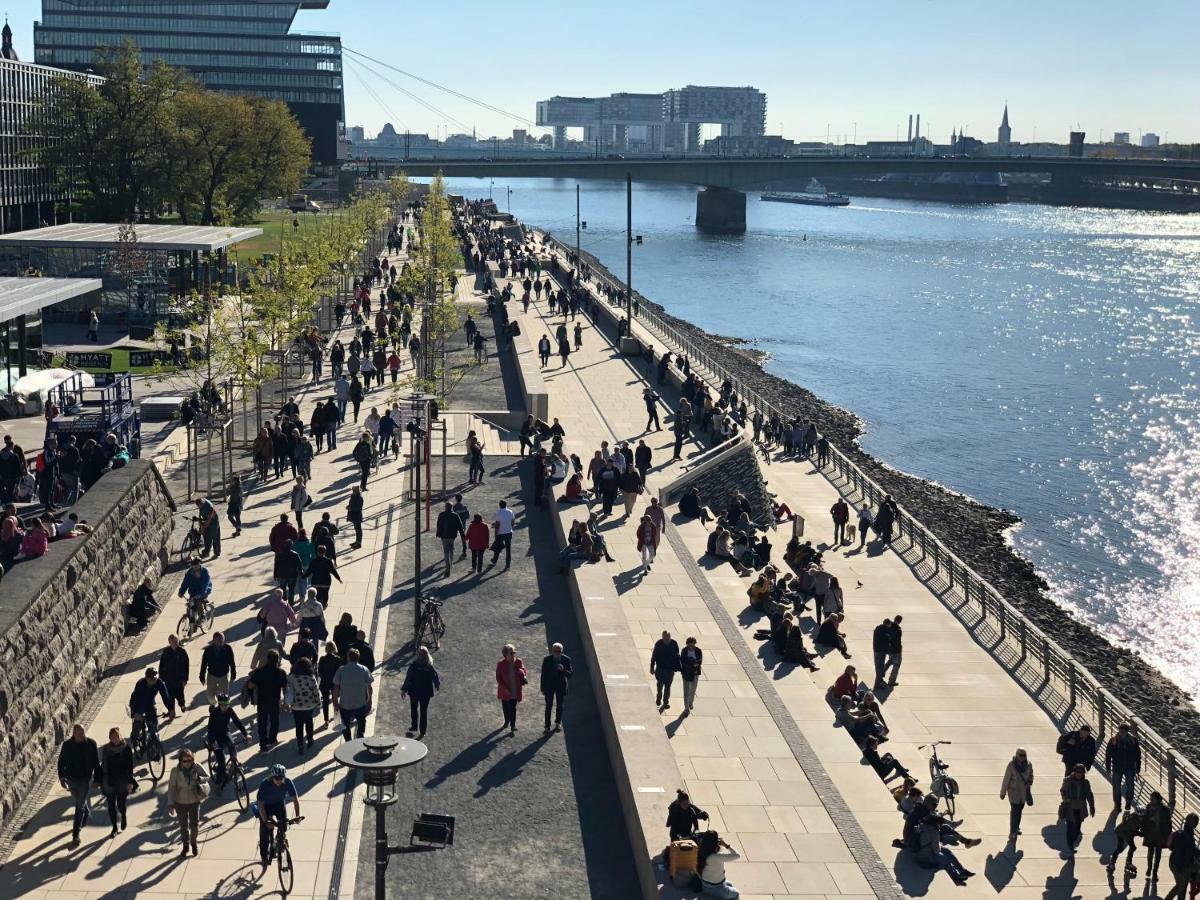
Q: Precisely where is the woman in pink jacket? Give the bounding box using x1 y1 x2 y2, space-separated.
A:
636 514 659 575
258 587 298 638
495 643 528 735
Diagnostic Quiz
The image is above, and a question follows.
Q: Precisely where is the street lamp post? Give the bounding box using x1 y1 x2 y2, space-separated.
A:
575 183 586 261
333 735 429 900
405 393 435 633
625 173 642 320
506 186 512 214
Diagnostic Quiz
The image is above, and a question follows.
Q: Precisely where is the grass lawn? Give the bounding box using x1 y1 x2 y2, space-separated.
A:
231 208 351 261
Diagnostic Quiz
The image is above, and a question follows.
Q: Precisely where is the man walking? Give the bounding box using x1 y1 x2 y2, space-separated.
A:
248 649 288 750
200 631 236 706
490 500 514 569
634 439 653 486
643 387 662 432
540 643 573 733
650 630 681 710
831 498 850 546
872 619 892 688
333 648 374 741
195 494 221 558
159 634 190 716
57 724 100 847
1105 722 1142 810
451 494 470 559
435 502 465 577
538 334 551 368
883 615 903 686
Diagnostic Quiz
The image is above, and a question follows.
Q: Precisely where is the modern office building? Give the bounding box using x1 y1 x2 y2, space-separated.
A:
33 0 344 165
1113 131 1130 145
1 21 106 233
1142 132 1160 148
537 86 766 152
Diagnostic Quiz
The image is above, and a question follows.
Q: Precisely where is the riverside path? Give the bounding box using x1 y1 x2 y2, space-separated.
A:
499 225 1136 899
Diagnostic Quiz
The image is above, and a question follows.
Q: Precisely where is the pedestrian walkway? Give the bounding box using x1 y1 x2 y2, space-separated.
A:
513 249 1127 898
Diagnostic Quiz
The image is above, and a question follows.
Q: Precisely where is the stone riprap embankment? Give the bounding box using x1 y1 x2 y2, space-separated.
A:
0 460 175 827
563 239 1200 761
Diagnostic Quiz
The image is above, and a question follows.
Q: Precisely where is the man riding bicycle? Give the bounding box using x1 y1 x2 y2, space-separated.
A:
206 693 249 786
129 667 174 743
177 556 213 626
257 764 301 868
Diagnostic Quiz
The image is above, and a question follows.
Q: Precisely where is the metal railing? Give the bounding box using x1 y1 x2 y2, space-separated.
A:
537 229 1200 822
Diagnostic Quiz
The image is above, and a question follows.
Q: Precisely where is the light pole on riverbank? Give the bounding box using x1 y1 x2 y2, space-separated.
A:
625 172 642 319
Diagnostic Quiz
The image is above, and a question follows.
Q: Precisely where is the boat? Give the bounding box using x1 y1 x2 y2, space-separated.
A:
763 190 849 208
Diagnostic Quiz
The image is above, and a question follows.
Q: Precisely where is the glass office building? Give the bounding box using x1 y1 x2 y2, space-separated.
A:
33 0 344 164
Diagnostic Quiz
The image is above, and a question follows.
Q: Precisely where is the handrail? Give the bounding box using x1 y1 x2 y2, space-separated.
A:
536 228 1200 822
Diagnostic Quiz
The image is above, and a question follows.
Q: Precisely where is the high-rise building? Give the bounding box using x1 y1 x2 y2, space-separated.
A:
1 20 106 232
347 126 365 144
33 0 344 165
1113 132 1130 145
1142 132 1160 148
997 105 1011 146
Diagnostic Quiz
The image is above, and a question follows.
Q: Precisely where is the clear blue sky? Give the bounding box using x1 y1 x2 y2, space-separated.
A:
6 0 1197 143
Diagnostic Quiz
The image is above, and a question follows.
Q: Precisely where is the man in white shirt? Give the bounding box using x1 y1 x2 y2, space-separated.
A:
491 500 515 569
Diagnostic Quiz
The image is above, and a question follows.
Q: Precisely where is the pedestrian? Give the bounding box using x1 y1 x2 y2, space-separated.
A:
318 642 342 726
159 634 189 716
666 789 709 841
643 388 661 432
401 646 440 740
466 513 490 573
495 643 528 735
540 643 573 733
490 500 514 568
349 375 364 422
1109 807 1143 877
538 334 551 367
247 649 288 750
1059 763 1095 854
352 433 373 491
57 724 100 846
333 648 374 741
285 656 321 754
1105 722 1142 810
1056 724 1098 774
1000 747 1034 840
1163 813 1198 900
573 321 582 349
831 497 849 545
98 727 134 836
304 543 342 607
343 485 364 549
620 465 643 518
1142 791 1172 883
87 308 99 342
884 615 903 686
227 474 243 537
451 494 470 558
871 619 892 687
195 494 221 558
680 637 703 716
167 749 208 857
650 630 681 710
435 501 465 577
857 504 873 549
636 513 659 575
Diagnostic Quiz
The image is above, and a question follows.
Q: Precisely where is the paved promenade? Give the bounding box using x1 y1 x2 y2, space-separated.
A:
511 243 1128 898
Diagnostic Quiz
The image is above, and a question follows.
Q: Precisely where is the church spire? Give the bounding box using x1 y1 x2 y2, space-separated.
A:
1 18 19 62
997 104 1012 146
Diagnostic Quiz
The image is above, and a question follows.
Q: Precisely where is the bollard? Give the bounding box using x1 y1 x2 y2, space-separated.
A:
1097 691 1107 740
1068 663 1078 709
1167 750 1178 811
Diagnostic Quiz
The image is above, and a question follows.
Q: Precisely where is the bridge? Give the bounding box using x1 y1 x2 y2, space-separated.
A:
380 155 1200 231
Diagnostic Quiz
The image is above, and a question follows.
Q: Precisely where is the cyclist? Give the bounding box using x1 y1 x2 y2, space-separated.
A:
205 694 248 787
129 667 174 745
257 764 301 868
177 556 213 626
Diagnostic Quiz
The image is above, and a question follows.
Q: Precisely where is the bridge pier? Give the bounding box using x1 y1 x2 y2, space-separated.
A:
695 186 746 233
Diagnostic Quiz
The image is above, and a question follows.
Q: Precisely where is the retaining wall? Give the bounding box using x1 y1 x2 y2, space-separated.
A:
0 461 175 827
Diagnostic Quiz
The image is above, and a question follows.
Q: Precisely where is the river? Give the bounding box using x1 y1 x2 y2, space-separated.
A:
439 176 1200 696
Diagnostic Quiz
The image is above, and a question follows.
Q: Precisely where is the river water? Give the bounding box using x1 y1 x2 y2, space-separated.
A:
441 176 1200 695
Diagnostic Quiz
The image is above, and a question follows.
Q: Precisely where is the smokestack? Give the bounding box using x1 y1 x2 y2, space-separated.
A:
915 114 921 143
907 114 913 142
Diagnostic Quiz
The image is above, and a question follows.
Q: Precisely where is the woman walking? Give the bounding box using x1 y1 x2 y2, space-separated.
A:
1059 762 1095 854
296 588 328 642
495 644 528 735
253 428 273 482
1000 747 1034 840
290 476 310 530
286 656 321 754
401 646 441 740
636 513 659 575
347 486 364 548
227 474 243 537
680 637 703 717
99 727 135 835
167 748 208 857
466 513 490 573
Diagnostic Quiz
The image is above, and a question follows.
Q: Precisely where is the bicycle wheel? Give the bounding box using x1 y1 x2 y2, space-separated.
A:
277 842 294 895
942 789 956 819
147 737 165 780
233 768 249 811
431 609 446 641
202 602 215 632
929 757 939 782
177 613 193 639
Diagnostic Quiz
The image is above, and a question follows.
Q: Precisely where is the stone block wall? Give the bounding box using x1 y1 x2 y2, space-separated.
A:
0 461 175 827
662 440 773 523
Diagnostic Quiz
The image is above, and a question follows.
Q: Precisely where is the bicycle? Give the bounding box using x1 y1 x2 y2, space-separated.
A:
921 741 959 817
257 810 304 895
129 711 166 781
206 734 250 810
177 595 215 640
180 516 202 556
415 594 445 651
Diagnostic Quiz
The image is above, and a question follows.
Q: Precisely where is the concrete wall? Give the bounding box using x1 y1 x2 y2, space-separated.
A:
510 327 549 423
0 461 175 827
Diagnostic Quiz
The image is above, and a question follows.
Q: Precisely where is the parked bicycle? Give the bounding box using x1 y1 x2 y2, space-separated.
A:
129 710 165 781
415 594 445 651
180 516 203 557
921 740 959 817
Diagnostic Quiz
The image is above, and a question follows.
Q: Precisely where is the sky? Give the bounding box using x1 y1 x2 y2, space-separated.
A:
6 0 1199 144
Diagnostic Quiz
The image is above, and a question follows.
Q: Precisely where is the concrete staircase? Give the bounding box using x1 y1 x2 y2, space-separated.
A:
442 410 521 456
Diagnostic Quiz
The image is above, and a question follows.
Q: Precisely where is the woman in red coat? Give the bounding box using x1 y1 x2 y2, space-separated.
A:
495 643 528 734
636 514 660 575
465 514 491 574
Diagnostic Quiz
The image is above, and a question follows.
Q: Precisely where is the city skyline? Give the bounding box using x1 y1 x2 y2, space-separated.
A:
2 0 1197 144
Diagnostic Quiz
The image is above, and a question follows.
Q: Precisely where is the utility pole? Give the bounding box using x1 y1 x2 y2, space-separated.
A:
625 172 633 319
575 183 581 259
